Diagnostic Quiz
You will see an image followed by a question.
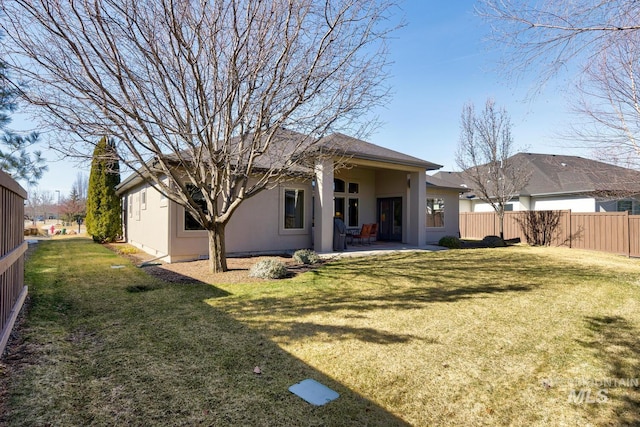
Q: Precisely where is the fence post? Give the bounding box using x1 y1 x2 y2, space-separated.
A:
568 210 572 248
628 210 631 258
0 170 28 356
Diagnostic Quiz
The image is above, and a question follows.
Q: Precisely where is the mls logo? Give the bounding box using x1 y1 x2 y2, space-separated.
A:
568 389 608 404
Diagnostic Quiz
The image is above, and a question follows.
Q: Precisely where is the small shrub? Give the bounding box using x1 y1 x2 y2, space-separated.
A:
438 236 462 249
117 245 139 255
293 249 320 265
248 259 288 279
482 235 506 248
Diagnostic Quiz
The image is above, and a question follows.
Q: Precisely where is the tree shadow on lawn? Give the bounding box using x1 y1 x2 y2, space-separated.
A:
4 243 410 427
225 251 542 320
246 319 437 346
321 251 606 288
578 315 640 425
6 296 410 426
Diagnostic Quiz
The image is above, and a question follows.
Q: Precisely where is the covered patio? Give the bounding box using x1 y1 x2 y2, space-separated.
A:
312 134 442 254
319 240 447 259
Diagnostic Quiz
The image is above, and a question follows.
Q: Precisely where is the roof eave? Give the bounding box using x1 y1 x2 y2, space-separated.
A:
344 152 441 171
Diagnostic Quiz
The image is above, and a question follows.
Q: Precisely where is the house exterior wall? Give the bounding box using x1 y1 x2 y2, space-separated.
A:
124 183 170 257
121 162 441 261
426 188 461 243
459 198 473 213
167 179 314 262
532 196 596 212
463 195 597 213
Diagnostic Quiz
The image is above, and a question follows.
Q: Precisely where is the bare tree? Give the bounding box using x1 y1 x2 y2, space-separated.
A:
515 210 562 246
26 187 55 223
60 187 86 228
456 99 530 240
478 0 640 167
72 173 88 202
0 0 397 272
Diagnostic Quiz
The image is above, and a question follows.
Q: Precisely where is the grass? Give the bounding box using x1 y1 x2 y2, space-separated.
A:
3 239 640 426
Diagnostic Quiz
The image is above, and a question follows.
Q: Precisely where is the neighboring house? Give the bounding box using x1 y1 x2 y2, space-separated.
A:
433 153 640 214
117 132 459 262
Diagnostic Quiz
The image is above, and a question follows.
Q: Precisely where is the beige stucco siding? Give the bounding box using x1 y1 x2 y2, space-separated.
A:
532 196 596 212
426 188 461 242
166 180 314 262
125 184 170 257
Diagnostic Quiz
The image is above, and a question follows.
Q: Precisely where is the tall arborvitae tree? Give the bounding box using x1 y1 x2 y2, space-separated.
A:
86 137 121 242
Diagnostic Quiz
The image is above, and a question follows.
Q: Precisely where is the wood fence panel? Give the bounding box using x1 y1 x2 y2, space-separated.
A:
630 216 640 257
0 170 28 355
502 212 525 241
571 212 629 256
460 210 640 257
460 212 497 239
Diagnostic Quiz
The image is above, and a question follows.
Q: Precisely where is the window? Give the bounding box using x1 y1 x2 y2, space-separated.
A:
333 179 359 225
617 199 640 214
348 198 359 227
334 197 345 220
284 189 304 229
141 188 147 210
426 198 445 227
128 195 133 218
618 200 633 213
184 185 207 231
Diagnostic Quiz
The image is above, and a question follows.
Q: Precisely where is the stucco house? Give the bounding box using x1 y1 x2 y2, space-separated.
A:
432 153 640 214
116 133 461 262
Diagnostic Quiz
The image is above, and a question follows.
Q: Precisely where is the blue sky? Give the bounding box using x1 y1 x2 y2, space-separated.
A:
14 1 578 197
368 1 575 170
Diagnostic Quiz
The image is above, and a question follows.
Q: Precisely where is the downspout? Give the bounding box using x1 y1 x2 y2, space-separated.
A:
137 253 168 268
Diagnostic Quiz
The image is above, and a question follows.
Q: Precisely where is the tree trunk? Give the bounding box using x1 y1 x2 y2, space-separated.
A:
498 211 505 240
207 222 228 273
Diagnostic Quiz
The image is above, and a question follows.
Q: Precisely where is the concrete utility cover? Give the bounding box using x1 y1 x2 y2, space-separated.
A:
288 379 339 406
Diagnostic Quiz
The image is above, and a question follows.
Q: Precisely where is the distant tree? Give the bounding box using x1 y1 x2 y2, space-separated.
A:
85 137 121 243
0 51 46 185
72 172 88 201
25 187 55 223
456 99 531 240
60 187 86 226
478 0 640 168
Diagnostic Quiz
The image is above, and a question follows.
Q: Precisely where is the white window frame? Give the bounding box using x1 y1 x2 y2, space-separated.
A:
140 188 147 210
280 186 307 234
426 197 445 228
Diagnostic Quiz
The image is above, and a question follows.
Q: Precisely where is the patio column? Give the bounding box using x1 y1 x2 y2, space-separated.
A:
314 159 334 252
408 170 426 246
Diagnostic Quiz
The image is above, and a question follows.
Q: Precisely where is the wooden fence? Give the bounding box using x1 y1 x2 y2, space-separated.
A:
460 210 640 258
0 170 28 355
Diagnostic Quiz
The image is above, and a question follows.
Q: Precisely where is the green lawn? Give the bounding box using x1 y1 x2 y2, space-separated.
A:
2 239 640 426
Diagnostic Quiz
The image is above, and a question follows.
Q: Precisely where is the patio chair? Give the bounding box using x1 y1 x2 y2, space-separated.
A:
368 223 378 243
352 223 371 245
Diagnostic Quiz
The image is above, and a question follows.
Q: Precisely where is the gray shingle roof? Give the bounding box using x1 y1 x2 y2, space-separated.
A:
320 133 442 170
432 153 640 197
117 130 440 193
